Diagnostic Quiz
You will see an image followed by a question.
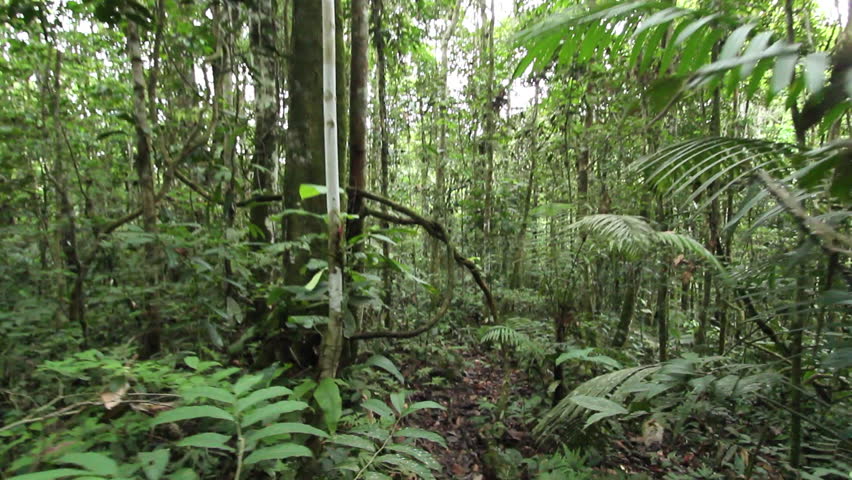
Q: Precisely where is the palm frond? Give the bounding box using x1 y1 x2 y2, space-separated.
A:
533 365 661 442
514 1 836 116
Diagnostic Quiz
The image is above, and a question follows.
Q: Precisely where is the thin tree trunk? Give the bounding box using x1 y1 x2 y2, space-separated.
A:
318 0 345 379
372 0 393 324
346 0 369 249
510 82 541 289
789 264 808 468
47 50 87 343
248 0 278 324
612 265 640 348
126 20 162 359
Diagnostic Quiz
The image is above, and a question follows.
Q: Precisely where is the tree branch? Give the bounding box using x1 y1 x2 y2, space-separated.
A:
353 188 498 321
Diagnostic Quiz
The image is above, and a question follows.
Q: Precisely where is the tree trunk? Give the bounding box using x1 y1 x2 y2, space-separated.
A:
47 50 87 343
612 265 640 348
372 0 393 323
126 20 163 359
285 0 327 284
346 0 369 250
248 0 278 324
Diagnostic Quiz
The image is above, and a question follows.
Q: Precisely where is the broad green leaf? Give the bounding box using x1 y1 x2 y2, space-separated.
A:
314 378 342 434
232 373 263 397
365 354 404 384
167 469 199 480
364 473 392 480
58 452 118 476
243 444 312 465
394 427 448 448
585 410 625 428
674 14 717 45
739 31 772 77
241 400 309 428
386 444 441 470
235 386 293 413
184 356 199 370
245 422 328 447
803 52 829 94
390 391 406 414
329 434 376 452
362 398 396 418
719 23 754 61
7 469 91 480
304 269 325 291
299 184 327 200
376 454 435 480
176 433 234 452
772 54 798 93
151 406 234 425
570 395 628 414
139 449 170 480
183 386 235 405
402 401 445 417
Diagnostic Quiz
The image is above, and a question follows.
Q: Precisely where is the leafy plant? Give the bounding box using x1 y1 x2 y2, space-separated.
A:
326 392 447 479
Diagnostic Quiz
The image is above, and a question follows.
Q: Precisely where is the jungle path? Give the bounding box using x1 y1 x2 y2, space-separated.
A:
405 348 537 479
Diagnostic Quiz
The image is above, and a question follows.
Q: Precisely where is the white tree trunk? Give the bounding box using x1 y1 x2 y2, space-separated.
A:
318 0 344 379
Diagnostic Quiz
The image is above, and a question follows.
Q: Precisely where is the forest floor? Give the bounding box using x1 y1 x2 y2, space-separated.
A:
405 348 538 479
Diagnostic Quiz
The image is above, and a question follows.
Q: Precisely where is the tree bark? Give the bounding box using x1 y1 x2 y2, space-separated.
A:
247 0 278 325
317 0 344 379
126 20 163 359
346 0 369 250
372 0 393 322
285 0 327 284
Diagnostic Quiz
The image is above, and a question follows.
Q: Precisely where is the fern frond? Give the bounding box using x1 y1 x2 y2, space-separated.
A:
480 325 529 349
568 214 654 254
533 365 660 442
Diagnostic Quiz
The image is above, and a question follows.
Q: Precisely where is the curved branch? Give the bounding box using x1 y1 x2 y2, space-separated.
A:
351 244 454 340
353 188 498 321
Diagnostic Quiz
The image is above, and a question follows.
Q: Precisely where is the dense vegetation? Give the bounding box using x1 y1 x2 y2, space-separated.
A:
1 0 850 478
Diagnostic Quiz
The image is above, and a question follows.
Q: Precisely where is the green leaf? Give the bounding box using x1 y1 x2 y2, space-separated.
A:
176 433 234 452
390 392 406 414
233 373 263 397
151 406 234 426
299 184 327 200
235 386 293 412
402 401 445 417
58 452 118 476
243 444 312 465
362 398 396 418
585 410 625 428
139 449 170 480
314 378 342 434
329 434 376 452
376 454 435 480
184 356 199 370
386 444 441 470
240 400 309 428
183 386 235 405
245 422 329 447
7 469 91 480
772 53 798 93
803 52 829 94
719 23 754 61
570 395 628 414
674 14 717 45
365 354 404 384
394 427 448 448
304 269 325 291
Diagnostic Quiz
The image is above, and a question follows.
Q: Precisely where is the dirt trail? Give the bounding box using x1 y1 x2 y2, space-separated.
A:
406 350 537 479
